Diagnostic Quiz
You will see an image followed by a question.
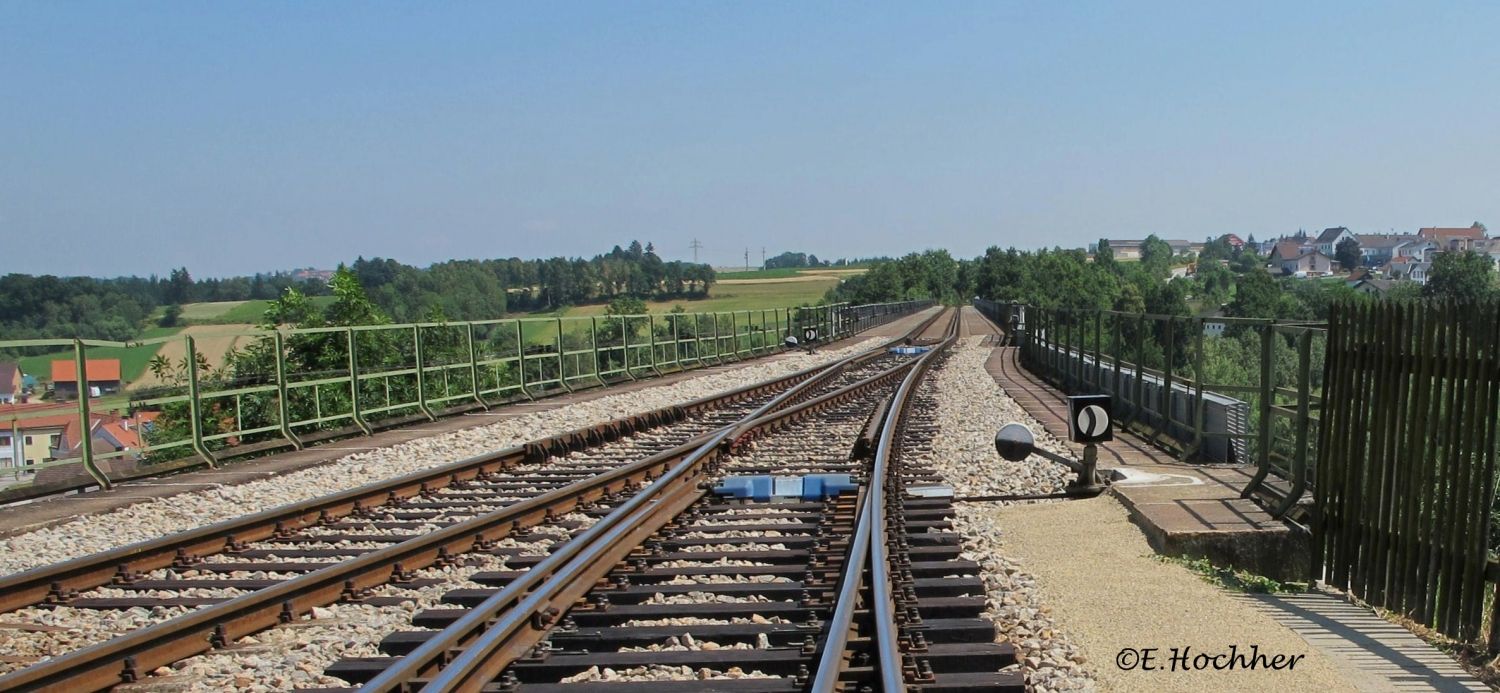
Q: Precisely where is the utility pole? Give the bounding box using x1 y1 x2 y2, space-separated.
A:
761 247 766 267
744 248 750 271
689 238 703 263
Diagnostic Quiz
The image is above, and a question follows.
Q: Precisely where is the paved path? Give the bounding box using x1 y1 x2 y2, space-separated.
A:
1233 593 1489 692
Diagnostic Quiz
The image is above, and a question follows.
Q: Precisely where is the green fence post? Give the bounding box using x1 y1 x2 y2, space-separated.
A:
620 316 638 380
1242 322 1276 499
184 335 221 467
762 309 774 352
648 314 663 376
72 339 112 487
1272 329 1315 518
1184 319 1205 461
590 317 604 384
711 314 722 364
413 325 437 420
1154 316 1175 445
671 314 682 368
466 323 488 410
1131 314 1146 425
511 321 530 399
729 312 741 359
274 332 304 448
346 328 373 435
555 318 572 392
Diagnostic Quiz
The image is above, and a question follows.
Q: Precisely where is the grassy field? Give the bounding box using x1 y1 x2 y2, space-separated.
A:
559 276 842 318
716 267 868 281
129 324 261 390
16 326 183 386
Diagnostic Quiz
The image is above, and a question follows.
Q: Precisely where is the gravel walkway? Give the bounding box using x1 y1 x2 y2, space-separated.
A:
0 339 882 577
984 497 1358 692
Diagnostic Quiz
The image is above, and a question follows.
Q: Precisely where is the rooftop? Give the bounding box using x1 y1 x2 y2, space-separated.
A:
50 359 121 383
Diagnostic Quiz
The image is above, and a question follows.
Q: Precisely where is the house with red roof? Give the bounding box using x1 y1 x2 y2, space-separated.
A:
50 359 122 399
1418 225 1487 252
1268 240 1334 276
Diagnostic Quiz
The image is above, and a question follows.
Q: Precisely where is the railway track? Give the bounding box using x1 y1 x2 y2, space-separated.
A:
0 309 953 691
307 308 1021 692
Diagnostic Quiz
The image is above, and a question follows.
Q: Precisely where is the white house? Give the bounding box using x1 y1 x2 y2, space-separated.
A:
1314 227 1357 256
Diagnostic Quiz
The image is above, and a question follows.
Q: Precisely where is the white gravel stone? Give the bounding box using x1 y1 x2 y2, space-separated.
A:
921 337 1097 691
928 338 1074 498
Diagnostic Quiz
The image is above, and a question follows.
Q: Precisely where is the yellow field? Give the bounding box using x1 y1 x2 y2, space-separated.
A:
128 325 260 390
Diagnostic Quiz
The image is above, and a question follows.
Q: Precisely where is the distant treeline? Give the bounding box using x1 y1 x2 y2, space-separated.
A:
0 271 330 342
764 251 887 270
351 241 714 322
0 240 714 341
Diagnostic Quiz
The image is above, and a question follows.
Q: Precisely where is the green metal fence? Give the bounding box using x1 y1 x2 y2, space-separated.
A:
973 298 1326 517
0 300 931 500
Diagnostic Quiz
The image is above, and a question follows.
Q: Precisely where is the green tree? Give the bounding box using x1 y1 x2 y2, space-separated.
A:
1228 270 1281 319
1334 237 1361 272
1139 235 1174 279
1423 251 1496 302
158 304 183 328
165 267 194 304
1095 239 1116 268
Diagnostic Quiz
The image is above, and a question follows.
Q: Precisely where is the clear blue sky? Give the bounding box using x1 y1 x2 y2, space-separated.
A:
3 2 1497 277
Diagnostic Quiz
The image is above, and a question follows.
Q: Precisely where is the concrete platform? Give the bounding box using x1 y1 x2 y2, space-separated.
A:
0 307 943 538
982 342 1310 581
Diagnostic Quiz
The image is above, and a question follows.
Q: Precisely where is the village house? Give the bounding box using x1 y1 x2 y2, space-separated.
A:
1268 240 1334 276
1 405 156 477
50 359 122 399
1103 240 1146 260
1475 238 1500 268
1418 225 1487 252
0 362 22 404
1355 234 1420 266
1313 227 1357 256
1350 278 1396 296
1102 239 1203 260
1386 258 1432 284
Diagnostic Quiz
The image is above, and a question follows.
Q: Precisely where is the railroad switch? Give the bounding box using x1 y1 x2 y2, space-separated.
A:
712 473 856 501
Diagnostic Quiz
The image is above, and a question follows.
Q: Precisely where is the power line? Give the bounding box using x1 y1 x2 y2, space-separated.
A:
689 239 703 263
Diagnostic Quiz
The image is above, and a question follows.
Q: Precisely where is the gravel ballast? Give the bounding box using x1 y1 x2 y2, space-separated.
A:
0 339 882 577
921 337 1093 691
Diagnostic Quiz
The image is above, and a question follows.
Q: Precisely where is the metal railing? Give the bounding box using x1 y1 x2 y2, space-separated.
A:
0 300 932 501
973 298 1324 516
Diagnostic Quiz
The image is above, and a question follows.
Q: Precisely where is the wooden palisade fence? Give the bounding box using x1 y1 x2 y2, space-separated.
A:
1315 300 1500 646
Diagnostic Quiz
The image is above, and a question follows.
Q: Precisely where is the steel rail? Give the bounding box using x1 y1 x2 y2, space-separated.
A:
0 372 768 615
358 319 952 693
813 308 960 692
0 309 947 617
0 308 946 693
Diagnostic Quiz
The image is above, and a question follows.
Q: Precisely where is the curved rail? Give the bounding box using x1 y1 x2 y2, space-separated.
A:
357 338 940 692
813 308 961 691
